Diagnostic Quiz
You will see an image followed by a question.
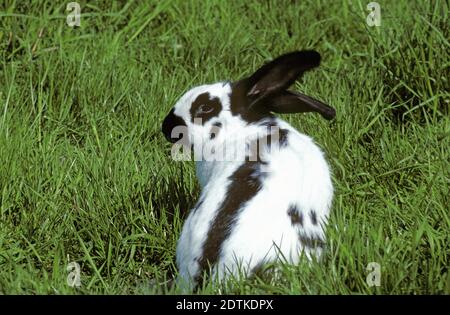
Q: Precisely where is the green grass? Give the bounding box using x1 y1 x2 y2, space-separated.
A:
0 0 448 294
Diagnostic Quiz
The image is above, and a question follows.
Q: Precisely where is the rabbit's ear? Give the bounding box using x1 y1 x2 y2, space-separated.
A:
259 90 336 120
243 50 321 102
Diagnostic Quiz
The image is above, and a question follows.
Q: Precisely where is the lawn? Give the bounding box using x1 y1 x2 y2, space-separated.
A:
0 0 448 294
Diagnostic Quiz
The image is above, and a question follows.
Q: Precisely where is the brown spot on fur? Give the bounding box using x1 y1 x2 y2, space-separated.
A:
287 205 303 226
310 210 318 225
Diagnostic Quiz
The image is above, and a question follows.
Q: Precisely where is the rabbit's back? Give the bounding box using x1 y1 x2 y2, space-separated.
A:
212 122 333 279
177 120 333 283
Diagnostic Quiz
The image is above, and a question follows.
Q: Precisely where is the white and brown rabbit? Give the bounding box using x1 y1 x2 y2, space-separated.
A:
162 50 335 289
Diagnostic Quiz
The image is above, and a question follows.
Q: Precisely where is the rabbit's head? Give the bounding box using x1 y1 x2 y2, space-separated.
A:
162 50 335 147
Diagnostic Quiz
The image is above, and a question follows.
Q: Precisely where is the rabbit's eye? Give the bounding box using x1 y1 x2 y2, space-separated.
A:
190 93 222 124
197 104 214 114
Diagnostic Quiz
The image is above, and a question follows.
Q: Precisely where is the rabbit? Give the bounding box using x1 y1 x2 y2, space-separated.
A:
161 50 335 289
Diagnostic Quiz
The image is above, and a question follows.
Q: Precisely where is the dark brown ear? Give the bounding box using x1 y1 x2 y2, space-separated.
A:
259 90 336 120
243 50 321 103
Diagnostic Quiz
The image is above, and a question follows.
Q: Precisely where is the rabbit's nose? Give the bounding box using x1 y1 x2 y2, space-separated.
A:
162 108 187 143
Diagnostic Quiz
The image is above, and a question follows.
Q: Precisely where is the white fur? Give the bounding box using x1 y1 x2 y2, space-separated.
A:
171 83 333 288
